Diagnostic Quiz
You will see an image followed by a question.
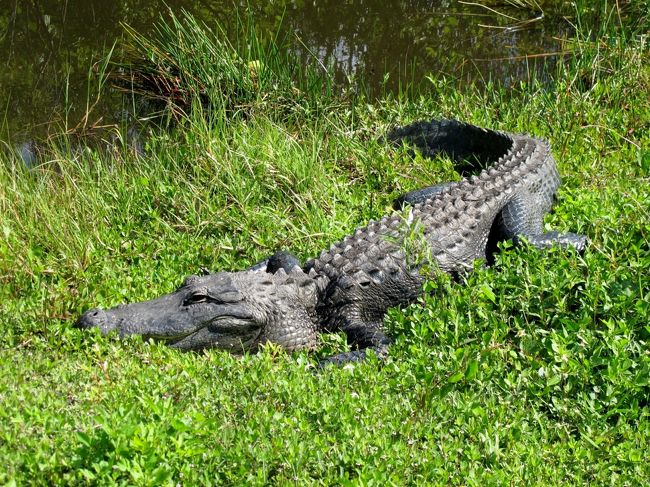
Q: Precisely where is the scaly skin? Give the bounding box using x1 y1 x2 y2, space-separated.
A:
76 119 587 365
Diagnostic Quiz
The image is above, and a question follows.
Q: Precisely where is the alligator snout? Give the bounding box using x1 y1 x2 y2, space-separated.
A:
75 308 115 334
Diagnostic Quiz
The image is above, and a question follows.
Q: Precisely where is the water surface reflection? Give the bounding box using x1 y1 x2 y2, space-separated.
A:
1 0 573 142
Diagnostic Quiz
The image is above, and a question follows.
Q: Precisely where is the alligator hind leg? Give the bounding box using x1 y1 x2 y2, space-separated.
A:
500 195 587 252
514 232 588 252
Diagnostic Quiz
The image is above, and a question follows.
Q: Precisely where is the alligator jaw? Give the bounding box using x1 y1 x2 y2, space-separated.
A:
167 318 263 351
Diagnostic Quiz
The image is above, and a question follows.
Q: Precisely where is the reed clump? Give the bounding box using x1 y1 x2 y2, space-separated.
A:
112 9 335 123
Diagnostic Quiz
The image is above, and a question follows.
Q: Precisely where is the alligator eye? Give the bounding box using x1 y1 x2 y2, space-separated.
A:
184 294 208 306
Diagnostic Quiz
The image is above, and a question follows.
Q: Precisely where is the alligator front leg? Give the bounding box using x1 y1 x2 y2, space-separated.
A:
248 250 302 273
318 322 391 367
393 182 456 209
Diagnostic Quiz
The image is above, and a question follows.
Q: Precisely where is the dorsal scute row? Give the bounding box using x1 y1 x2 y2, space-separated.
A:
311 123 556 287
404 137 536 213
313 213 405 277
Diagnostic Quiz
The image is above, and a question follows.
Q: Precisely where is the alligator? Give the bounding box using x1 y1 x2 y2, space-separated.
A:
76 119 587 365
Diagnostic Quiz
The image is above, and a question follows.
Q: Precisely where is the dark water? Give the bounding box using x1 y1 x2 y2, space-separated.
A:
1 0 576 143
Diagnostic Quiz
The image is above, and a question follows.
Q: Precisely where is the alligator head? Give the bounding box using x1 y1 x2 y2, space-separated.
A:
76 267 320 352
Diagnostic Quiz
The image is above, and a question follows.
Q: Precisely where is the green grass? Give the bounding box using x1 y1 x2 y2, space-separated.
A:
1 7 649 485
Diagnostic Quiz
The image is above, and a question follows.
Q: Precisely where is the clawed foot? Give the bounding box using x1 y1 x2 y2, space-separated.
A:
317 344 390 369
515 232 588 253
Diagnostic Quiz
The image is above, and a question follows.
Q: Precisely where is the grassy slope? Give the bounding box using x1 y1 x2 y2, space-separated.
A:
1 12 649 487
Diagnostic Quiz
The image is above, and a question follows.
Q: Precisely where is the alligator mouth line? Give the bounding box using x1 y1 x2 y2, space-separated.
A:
144 329 200 342
208 316 258 333
143 315 256 343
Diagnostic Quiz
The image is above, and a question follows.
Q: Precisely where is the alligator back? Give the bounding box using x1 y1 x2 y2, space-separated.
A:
309 120 565 332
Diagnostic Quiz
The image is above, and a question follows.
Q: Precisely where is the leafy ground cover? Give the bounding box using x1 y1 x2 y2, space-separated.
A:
1 6 648 485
